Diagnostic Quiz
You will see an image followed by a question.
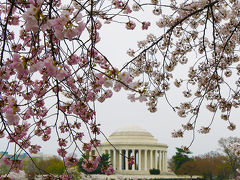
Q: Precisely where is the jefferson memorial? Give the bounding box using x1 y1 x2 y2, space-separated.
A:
91 125 168 175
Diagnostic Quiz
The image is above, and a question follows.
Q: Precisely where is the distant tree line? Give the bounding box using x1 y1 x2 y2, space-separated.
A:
169 137 240 180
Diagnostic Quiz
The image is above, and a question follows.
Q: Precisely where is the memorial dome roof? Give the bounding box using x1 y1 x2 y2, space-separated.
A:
102 125 161 145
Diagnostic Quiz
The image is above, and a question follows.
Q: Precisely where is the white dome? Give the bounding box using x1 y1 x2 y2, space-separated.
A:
114 125 151 133
98 125 168 175
102 125 161 145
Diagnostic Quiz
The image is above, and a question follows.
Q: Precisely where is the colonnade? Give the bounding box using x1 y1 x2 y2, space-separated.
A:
91 148 167 172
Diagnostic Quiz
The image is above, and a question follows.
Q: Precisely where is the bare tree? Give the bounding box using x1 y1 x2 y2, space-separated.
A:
218 137 240 178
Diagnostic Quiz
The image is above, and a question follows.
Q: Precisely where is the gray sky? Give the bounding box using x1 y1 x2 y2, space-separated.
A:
96 90 240 158
38 2 240 158
93 12 240 158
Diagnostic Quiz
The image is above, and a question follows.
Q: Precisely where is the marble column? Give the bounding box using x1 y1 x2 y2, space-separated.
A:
164 151 167 171
155 150 158 169
113 149 116 170
163 151 165 171
139 149 141 171
144 149 147 171
126 149 128 170
162 151 164 171
119 149 122 170
159 150 162 171
150 150 153 169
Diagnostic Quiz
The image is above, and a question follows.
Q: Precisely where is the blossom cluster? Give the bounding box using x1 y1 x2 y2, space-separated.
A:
0 0 140 175
82 156 101 172
228 143 240 157
123 0 240 144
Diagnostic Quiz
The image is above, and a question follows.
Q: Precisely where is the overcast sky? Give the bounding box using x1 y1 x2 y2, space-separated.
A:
93 8 240 158
38 1 240 158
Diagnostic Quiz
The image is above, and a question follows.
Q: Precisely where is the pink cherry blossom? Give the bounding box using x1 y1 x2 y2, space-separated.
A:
123 5 132 14
83 143 92 152
3 156 11 166
11 159 22 173
101 164 114 175
82 156 100 172
29 145 41 154
95 20 102 30
57 148 67 157
42 134 50 141
142 21 151 30
127 94 136 102
58 138 67 147
59 174 71 180
22 4 39 32
64 156 79 168
126 21 136 30
6 113 20 125
128 156 134 165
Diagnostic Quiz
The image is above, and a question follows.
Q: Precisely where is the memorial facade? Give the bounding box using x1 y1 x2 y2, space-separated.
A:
91 125 168 175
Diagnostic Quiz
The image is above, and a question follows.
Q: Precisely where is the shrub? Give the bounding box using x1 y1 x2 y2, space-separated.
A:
149 168 160 175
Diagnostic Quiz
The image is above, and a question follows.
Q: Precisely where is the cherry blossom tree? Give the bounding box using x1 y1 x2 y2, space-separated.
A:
0 0 240 178
219 137 240 178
